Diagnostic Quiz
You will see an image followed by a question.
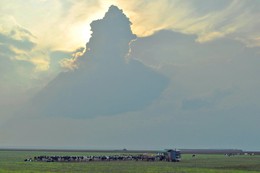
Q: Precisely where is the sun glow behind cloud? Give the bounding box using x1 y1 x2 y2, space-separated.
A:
0 0 260 80
1 0 260 72
0 0 259 97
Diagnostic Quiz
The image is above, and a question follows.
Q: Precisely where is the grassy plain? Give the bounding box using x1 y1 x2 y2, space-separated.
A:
0 150 260 173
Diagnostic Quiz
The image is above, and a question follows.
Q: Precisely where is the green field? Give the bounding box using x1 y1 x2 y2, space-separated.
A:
0 150 260 173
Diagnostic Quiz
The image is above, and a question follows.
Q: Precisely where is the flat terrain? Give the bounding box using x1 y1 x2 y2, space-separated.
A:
0 150 260 173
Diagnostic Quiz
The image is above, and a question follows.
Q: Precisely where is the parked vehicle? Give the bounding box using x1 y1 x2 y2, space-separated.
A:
164 149 181 162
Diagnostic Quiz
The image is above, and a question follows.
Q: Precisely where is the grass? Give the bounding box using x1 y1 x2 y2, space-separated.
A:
0 150 260 173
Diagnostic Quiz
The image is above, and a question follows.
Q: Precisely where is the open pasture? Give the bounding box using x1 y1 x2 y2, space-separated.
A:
0 150 260 173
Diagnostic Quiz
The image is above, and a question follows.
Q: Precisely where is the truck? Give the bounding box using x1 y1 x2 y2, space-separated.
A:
164 149 181 162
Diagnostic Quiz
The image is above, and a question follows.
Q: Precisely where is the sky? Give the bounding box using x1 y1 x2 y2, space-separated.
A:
0 0 260 150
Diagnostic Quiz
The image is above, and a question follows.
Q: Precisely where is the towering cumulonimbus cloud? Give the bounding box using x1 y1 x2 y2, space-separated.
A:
30 5 169 118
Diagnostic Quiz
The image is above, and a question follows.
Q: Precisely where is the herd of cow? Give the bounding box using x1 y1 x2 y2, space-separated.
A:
25 154 167 162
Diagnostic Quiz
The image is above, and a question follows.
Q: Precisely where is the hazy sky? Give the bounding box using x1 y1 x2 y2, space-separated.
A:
0 0 260 150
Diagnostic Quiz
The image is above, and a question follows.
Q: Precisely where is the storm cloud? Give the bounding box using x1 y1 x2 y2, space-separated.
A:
1 1 260 150
30 6 168 118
